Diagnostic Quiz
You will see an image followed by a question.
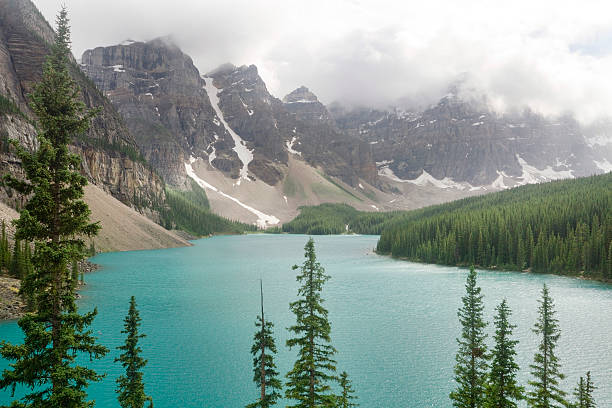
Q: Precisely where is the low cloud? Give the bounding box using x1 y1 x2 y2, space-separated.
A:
36 0 612 122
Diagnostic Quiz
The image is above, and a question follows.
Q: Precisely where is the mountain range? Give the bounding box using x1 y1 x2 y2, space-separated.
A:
1 0 611 237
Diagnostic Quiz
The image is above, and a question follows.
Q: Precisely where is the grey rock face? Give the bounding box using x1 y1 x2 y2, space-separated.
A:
81 38 241 187
332 94 607 185
0 0 166 215
208 64 380 186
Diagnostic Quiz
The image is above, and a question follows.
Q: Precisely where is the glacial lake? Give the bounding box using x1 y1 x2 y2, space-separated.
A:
0 234 611 407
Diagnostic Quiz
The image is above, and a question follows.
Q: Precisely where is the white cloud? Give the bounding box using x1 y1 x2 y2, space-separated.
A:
35 0 612 122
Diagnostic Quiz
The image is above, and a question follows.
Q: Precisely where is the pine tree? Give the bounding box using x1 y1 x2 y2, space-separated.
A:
9 239 23 278
116 296 153 408
526 285 567 408
450 266 488 408
336 371 358 408
0 7 108 407
572 372 596 408
485 299 524 408
0 219 8 270
246 281 282 408
285 238 338 408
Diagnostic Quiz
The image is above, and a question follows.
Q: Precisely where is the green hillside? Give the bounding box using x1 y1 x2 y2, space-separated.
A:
377 173 612 280
160 180 257 236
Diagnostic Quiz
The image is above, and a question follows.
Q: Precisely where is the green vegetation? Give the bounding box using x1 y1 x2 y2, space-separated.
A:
450 266 489 408
246 282 282 408
320 174 362 202
377 173 612 280
285 238 339 407
279 203 403 235
527 285 567 407
0 94 28 121
450 270 599 408
572 372 596 408
115 296 153 408
0 8 108 405
337 372 359 408
160 179 256 235
486 299 524 408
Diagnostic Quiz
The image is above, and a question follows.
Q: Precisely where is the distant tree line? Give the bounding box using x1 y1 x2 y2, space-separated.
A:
377 174 612 280
274 203 403 235
160 179 257 236
0 220 33 281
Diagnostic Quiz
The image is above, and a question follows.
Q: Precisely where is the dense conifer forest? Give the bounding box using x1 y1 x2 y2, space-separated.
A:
160 180 257 235
377 173 612 280
275 203 402 235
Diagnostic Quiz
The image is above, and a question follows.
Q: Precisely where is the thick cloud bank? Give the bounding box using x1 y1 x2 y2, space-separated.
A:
36 0 612 122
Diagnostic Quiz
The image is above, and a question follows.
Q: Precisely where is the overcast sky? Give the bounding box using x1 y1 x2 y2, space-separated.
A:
35 0 612 122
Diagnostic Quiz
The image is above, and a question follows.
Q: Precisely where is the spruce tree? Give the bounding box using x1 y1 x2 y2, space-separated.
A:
336 371 358 408
116 296 152 408
9 239 23 279
0 219 8 270
246 281 282 408
572 372 596 408
485 299 524 408
0 7 108 407
285 238 338 408
450 266 488 408
526 285 567 408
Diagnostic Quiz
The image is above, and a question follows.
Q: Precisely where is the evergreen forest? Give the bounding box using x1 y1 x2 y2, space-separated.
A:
376 173 612 280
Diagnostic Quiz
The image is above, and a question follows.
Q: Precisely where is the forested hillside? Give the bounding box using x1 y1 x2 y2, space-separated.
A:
377 173 612 279
160 180 257 236
276 203 403 235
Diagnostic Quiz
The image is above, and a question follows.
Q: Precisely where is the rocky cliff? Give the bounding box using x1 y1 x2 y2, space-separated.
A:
81 39 242 188
0 0 166 217
80 41 378 188
207 65 377 186
331 93 609 186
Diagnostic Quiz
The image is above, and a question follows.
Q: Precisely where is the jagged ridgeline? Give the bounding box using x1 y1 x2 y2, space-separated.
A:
160 180 256 235
276 203 404 235
377 173 612 279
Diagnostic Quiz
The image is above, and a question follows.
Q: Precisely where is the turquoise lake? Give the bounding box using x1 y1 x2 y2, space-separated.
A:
1 234 611 407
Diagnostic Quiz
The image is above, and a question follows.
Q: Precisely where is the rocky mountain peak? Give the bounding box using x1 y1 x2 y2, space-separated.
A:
283 86 319 104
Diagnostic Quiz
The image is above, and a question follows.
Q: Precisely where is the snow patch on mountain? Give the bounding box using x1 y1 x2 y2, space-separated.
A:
491 171 508 189
203 77 253 184
185 157 279 228
594 158 612 172
516 155 574 184
286 137 301 155
378 165 471 190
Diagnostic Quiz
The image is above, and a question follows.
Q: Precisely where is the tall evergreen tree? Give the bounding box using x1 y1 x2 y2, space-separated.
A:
0 219 9 270
0 8 108 407
450 266 489 408
9 239 23 279
485 299 524 408
285 238 338 408
116 296 152 408
572 372 596 408
526 285 567 408
336 371 358 408
246 281 282 408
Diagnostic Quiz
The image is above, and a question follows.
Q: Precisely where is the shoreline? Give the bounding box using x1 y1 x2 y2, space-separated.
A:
3 234 609 322
0 260 100 322
375 250 612 285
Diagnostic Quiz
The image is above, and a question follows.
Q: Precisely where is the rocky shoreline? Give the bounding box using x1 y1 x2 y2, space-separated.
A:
0 260 100 321
0 276 26 321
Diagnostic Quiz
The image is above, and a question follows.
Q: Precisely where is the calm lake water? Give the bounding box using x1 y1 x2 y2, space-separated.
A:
1 234 611 407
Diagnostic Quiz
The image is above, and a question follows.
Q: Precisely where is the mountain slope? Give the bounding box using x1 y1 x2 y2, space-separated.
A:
332 93 609 187
0 0 166 217
377 173 612 280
